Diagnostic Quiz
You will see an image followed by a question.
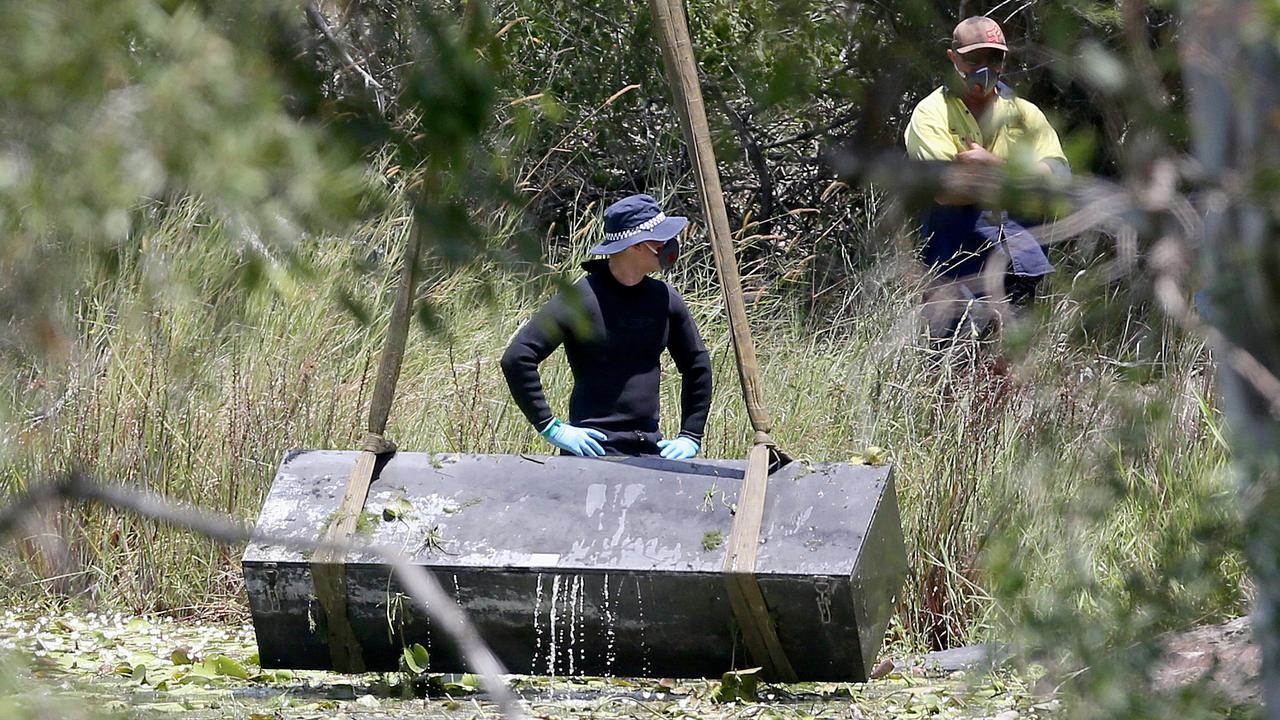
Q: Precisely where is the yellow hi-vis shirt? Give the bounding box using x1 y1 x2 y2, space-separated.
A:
904 84 1067 170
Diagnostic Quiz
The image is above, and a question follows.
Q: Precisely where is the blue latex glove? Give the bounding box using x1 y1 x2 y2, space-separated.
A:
541 419 607 457
657 436 700 460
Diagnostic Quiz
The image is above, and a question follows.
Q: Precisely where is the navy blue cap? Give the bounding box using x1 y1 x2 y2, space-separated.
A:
588 194 688 255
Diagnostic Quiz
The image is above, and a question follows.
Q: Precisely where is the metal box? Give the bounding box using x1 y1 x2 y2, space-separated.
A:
242 451 906 681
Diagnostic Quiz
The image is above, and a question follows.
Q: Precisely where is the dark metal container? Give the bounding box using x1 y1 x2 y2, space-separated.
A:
242 451 905 681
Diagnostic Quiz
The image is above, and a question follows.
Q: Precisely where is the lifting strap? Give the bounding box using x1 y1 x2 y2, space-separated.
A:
310 223 423 672
308 0 792 676
647 0 797 682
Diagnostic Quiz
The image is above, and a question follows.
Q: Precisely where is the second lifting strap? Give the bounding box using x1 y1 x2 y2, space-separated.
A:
721 442 798 682
644 0 796 682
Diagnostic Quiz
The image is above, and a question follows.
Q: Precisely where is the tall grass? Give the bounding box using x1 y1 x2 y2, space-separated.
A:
0 191 1248 651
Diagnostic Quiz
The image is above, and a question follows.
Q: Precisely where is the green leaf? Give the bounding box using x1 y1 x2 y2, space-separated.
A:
402 643 430 674
444 673 482 694
382 496 413 521
862 446 888 466
713 667 761 703
177 668 218 686
203 654 250 680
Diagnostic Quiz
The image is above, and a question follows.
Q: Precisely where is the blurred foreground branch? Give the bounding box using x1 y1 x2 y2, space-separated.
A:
1181 0 1280 715
0 473 527 720
830 148 1280 417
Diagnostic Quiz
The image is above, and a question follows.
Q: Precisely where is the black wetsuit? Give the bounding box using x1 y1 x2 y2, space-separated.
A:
500 260 713 456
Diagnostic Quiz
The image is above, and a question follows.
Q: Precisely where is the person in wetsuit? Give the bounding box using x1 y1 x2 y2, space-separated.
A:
501 193 713 459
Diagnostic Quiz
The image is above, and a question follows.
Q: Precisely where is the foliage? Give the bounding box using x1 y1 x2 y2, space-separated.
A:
401 642 430 674
0 0 523 392
0 609 1050 719
713 666 761 703
0 192 1248 662
303 0 1157 287
0 0 1270 716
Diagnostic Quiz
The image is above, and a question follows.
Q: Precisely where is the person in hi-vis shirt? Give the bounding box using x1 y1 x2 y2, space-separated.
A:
904 16 1070 341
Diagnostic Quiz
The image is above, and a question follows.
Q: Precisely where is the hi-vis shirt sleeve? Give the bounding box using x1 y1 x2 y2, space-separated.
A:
1018 99 1067 164
904 97 960 161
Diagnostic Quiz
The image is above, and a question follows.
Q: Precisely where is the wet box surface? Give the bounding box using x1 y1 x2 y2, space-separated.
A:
243 451 906 680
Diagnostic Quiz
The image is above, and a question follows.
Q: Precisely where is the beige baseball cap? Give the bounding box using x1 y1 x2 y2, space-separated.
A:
952 16 1008 54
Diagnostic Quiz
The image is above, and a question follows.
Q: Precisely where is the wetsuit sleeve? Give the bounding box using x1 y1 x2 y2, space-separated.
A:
500 293 569 431
666 289 712 442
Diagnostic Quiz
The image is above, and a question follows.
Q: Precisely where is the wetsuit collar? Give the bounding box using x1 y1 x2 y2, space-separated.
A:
582 258 647 290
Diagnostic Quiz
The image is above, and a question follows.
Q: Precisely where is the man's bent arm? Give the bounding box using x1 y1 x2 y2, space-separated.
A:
666 291 712 442
500 297 568 431
1040 157 1071 181
905 109 978 205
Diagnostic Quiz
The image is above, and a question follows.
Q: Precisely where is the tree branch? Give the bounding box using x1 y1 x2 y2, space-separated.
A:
0 472 528 720
304 1 387 114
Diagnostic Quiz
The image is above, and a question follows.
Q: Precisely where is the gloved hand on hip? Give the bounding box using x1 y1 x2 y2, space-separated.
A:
540 419 607 457
657 436 699 460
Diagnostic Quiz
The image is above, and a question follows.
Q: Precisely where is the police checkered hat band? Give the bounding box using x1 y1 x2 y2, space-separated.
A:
603 212 668 243
589 193 687 255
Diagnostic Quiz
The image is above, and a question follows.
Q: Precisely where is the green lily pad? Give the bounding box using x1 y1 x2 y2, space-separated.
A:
714 667 762 703
382 496 414 521
202 654 250 680
402 643 430 674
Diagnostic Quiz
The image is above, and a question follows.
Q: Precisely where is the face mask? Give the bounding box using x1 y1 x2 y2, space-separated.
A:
956 63 999 96
649 237 680 270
